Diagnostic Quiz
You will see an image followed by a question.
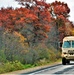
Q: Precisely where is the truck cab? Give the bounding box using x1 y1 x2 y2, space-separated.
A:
62 36 74 65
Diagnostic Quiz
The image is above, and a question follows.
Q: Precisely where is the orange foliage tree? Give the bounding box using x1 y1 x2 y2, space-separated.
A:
0 0 72 47
50 1 70 42
0 0 51 46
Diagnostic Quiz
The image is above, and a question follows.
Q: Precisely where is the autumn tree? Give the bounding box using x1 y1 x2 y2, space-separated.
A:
51 1 70 34
0 0 52 47
48 1 70 48
15 0 51 46
0 0 72 48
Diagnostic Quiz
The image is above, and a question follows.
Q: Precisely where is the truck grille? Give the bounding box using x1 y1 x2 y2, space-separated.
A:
68 50 74 55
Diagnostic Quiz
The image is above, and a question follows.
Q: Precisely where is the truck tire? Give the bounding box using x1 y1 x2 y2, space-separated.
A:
67 60 70 64
62 58 66 65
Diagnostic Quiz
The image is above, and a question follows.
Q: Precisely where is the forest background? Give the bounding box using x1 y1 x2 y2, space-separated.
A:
0 0 74 73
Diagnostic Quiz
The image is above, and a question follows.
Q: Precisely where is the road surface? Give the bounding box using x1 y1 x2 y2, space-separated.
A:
24 61 74 75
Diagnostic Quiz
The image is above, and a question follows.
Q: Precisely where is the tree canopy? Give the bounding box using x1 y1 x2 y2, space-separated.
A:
0 0 73 46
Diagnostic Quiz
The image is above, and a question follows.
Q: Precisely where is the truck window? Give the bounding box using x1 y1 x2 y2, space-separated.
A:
63 41 71 48
72 41 74 48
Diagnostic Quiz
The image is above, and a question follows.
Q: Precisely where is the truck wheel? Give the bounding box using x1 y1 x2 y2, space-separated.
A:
67 60 70 64
62 58 66 65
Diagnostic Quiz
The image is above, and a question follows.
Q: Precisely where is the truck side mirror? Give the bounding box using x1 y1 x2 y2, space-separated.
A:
60 42 62 48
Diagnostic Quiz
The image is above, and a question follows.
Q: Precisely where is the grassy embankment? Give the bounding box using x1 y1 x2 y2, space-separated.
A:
0 50 61 74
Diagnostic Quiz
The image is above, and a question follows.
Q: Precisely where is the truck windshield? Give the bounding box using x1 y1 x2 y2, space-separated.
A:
72 41 74 48
63 41 71 48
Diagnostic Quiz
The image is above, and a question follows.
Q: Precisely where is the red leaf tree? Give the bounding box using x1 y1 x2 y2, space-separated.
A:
50 1 70 42
0 0 51 47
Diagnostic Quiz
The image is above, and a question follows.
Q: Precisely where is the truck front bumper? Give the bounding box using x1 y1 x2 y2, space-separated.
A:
62 54 74 60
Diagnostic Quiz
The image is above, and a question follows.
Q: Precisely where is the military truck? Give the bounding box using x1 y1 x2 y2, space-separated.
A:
62 36 74 65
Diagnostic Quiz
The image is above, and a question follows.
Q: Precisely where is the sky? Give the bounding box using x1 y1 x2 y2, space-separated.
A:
0 0 74 22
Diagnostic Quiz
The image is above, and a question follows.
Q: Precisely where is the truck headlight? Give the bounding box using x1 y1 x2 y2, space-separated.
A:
63 52 67 54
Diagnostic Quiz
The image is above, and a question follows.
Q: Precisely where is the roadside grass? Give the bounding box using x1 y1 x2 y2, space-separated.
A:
0 47 61 74
0 58 61 74
0 61 35 74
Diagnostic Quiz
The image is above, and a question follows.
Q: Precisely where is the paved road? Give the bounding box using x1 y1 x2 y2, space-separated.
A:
25 61 74 75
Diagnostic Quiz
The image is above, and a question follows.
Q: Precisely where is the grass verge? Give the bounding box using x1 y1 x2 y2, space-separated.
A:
0 58 61 74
